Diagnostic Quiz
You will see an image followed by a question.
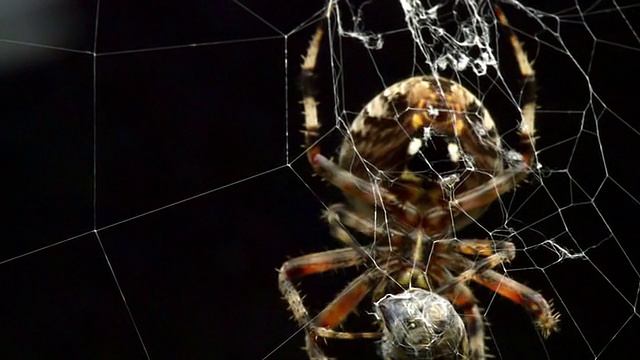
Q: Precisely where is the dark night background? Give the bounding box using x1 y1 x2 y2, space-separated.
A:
1 0 639 359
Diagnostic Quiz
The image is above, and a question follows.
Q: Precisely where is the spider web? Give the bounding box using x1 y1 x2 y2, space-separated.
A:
1 0 638 359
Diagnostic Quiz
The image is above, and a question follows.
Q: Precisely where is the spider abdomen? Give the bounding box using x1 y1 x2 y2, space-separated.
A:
339 76 504 227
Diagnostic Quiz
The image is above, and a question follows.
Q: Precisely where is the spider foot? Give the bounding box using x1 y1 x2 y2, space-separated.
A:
304 330 334 360
536 308 561 338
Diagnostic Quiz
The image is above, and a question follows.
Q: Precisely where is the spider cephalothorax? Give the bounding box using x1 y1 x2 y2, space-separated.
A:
279 7 558 360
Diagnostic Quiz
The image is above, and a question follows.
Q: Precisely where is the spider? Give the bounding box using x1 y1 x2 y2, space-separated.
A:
279 7 559 360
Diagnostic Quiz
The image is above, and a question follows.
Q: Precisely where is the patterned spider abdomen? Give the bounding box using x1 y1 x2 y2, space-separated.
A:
338 76 505 232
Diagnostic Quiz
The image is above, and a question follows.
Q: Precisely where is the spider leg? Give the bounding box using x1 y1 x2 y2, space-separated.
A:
447 282 485 360
279 249 382 359
307 269 387 359
325 203 414 271
436 240 516 289
300 24 325 167
314 154 421 226
324 203 405 263
449 239 515 258
495 7 537 166
426 263 482 359
279 249 364 349
473 269 560 337
314 268 383 339
437 239 558 339
325 204 406 243
449 161 528 216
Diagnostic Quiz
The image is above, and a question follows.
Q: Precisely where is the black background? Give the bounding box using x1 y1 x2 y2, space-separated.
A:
2 0 639 359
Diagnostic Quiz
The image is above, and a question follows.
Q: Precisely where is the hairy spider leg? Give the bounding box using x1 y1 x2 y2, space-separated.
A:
279 248 385 359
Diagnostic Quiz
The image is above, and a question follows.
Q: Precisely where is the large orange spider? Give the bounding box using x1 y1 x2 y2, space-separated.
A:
279 8 559 359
